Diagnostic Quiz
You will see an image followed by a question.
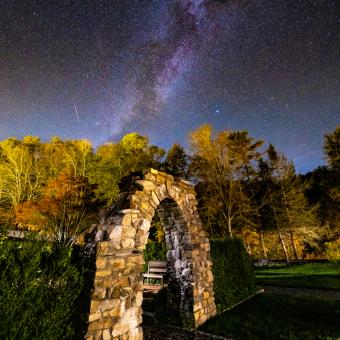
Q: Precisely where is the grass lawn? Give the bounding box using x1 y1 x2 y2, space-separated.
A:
255 262 340 290
200 293 340 340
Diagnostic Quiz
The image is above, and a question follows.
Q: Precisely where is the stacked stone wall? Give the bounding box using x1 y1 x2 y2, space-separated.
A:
85 169 216 340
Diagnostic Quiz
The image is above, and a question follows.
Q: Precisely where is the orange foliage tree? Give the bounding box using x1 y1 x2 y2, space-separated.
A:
15 174 96 245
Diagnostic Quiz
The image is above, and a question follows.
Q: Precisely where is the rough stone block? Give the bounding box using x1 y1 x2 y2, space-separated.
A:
90 300 100 313
121 238 135 249
135 180 156 191
95 230 105 242
128 326 143 340
88 312 102 322
135 291 143 307
193 302 202 312
108 258 126 268
126 255 144 265
121 213 133 226
198 314 207 325
121 226 137 238
98 299 120 311
144 173 156 181
93 287 107 299
94 330 103 340
111 322 130 337
96 256 107 268
122 265 138 276
206 270 214 283
108 307 121 318
156 174 166 183
203 291 210 300
96 269 112 277
151 191 160 206
87 320 99 332
109 226 122 247
155 185 167 200
138 219 150 231
102 329 112 340
100 318 115 329
140 201 151 212
208 297 215 305
98 241 115 255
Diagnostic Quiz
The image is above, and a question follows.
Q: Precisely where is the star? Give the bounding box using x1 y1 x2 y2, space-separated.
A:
0 0 338 173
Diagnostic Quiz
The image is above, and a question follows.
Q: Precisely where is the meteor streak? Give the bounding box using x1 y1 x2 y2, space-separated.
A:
73 102 80 121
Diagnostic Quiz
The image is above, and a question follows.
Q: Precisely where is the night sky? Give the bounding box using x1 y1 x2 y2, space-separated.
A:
0 0 339 173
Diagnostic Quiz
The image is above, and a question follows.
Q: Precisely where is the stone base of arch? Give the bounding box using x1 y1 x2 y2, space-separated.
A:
85 170 216 340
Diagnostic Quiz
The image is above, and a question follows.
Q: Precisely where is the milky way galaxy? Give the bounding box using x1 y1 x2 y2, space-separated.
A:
0 0 339 172
120 0 212 133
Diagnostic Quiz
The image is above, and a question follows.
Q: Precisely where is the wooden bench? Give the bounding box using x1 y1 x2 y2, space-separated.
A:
142 261 167 286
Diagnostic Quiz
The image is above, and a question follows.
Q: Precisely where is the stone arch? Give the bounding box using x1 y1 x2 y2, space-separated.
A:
85 169 216 340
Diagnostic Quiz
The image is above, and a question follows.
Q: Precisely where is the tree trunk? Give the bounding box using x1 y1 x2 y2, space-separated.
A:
272 206 289 263
228 216 233 238
247 241 252 256
281 187 300 260
241 232 250 255
277 227 289 263
259 230 268 259
288 227 299 260
266 182 290 263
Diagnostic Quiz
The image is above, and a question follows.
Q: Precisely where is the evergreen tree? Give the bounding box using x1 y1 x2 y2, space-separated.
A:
163 143 188 178
324 126 340 169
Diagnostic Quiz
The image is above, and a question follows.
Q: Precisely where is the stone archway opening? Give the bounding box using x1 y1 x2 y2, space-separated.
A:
144 197 196 325
85 170 216 340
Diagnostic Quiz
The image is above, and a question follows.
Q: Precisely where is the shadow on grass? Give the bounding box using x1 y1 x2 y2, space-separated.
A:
200 293 340 340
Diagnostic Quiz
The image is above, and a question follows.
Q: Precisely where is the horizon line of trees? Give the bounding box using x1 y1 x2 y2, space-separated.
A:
0 125 339 260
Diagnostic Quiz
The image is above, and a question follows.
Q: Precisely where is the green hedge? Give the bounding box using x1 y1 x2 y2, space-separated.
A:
0 234 85 339
143 241 167 272
210 238 257 313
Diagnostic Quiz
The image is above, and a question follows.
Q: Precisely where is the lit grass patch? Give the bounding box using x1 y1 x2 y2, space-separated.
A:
255 262 340 290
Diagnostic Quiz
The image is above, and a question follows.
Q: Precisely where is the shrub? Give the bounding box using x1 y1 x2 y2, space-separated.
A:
324 241 340 260
210 238 257 313
0 233 85 339
143 241 167 272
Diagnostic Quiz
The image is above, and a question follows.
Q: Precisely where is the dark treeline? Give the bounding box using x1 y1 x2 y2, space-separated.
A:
0 126 339 260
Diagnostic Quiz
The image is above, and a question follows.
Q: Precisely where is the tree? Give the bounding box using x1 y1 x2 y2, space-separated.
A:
227 131 266 256
257 156 290 261
40 137 68 178
63 139 93 177
118 133 165 175
324 126 340 169
188 124 263 238
0 137 43 210
227 130 264 180
321 126 340 228
88 142 122 206
300 127 340 253
258 145 317 260
15 174 96 246
163 143 188 178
